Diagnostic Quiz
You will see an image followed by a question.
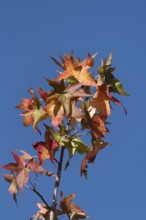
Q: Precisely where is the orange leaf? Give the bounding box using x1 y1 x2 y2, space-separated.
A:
91 114 109 138
54 53 96 87
60 192 88 219
91 85 111 118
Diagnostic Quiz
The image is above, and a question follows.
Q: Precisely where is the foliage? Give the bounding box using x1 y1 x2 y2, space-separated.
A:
1 52 128 220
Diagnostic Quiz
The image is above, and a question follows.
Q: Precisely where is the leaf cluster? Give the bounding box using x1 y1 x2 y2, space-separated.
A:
1 52 128 220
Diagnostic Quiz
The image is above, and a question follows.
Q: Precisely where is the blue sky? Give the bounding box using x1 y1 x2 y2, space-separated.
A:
0 0 146 219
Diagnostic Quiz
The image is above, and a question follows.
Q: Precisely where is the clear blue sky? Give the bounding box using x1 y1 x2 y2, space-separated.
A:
0 0 146 219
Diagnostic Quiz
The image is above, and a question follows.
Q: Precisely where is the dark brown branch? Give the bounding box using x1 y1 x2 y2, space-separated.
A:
27 184 51 211
32 188 51 210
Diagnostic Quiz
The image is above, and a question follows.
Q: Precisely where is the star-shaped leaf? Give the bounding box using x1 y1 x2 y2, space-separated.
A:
1 151 52 191
16 88 49 130
53 53 97 87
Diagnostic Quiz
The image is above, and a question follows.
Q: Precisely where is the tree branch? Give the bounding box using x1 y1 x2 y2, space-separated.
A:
50 146 65 220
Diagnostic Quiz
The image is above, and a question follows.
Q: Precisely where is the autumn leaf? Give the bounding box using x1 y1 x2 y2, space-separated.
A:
33 142 50 164
81 103 109 140
16 88 49 130
109 78 129 96
97 53 113 75
37 88 48 102
17 150 33 160
91 114 109 138
97 53 129 97
61 83 90 117
110 95 127 115
91 84 111 118
33 129 58 164
80 137 110 177
54 53 97 87
44 81 89 127
60 192 88 219
1 152 52 191
3 174 18 205
63 137 90 170
44 97 62 117
33 203 50 220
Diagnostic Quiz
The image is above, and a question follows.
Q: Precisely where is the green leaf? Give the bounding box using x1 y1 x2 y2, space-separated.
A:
111 79 129 96
64 76 78 84
45 79 65 93
71 138 89 155
44 124 62 144
106 52 113 66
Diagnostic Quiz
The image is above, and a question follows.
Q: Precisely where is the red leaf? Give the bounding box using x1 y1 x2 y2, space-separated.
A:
16 168 30 191
91 114 109 138
80 138 110 176
11 152 26 168
1 163 19 172
33 142 50 164
27 158 49 174
33 130 58 164
110 96 127 115
37 88 48 102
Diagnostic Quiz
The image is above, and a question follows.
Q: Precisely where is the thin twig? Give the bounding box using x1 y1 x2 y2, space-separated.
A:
26 183 51 211
31 187 51 210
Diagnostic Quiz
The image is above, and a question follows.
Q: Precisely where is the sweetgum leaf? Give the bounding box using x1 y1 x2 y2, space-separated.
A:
33 142 50 164
91 114 109 138
37 88 48 102
44 97 62 118
64 76 78 84
2 152 52 192
106 53 113 66
80 138 110 176
16 167 30 191
71 138 89 155
3 174 18 194
64 138 89 170
16 89 49 130
60 192 88 219
17 150 33 160
45 79 65 93
62 83 90 117
111 78 129 96
1 163 19 172
3 174 18 205
54 53 96 87
49 55 64 69
44 124 62 144
33 202 50 220
91 85 111 118
110 95 127 115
